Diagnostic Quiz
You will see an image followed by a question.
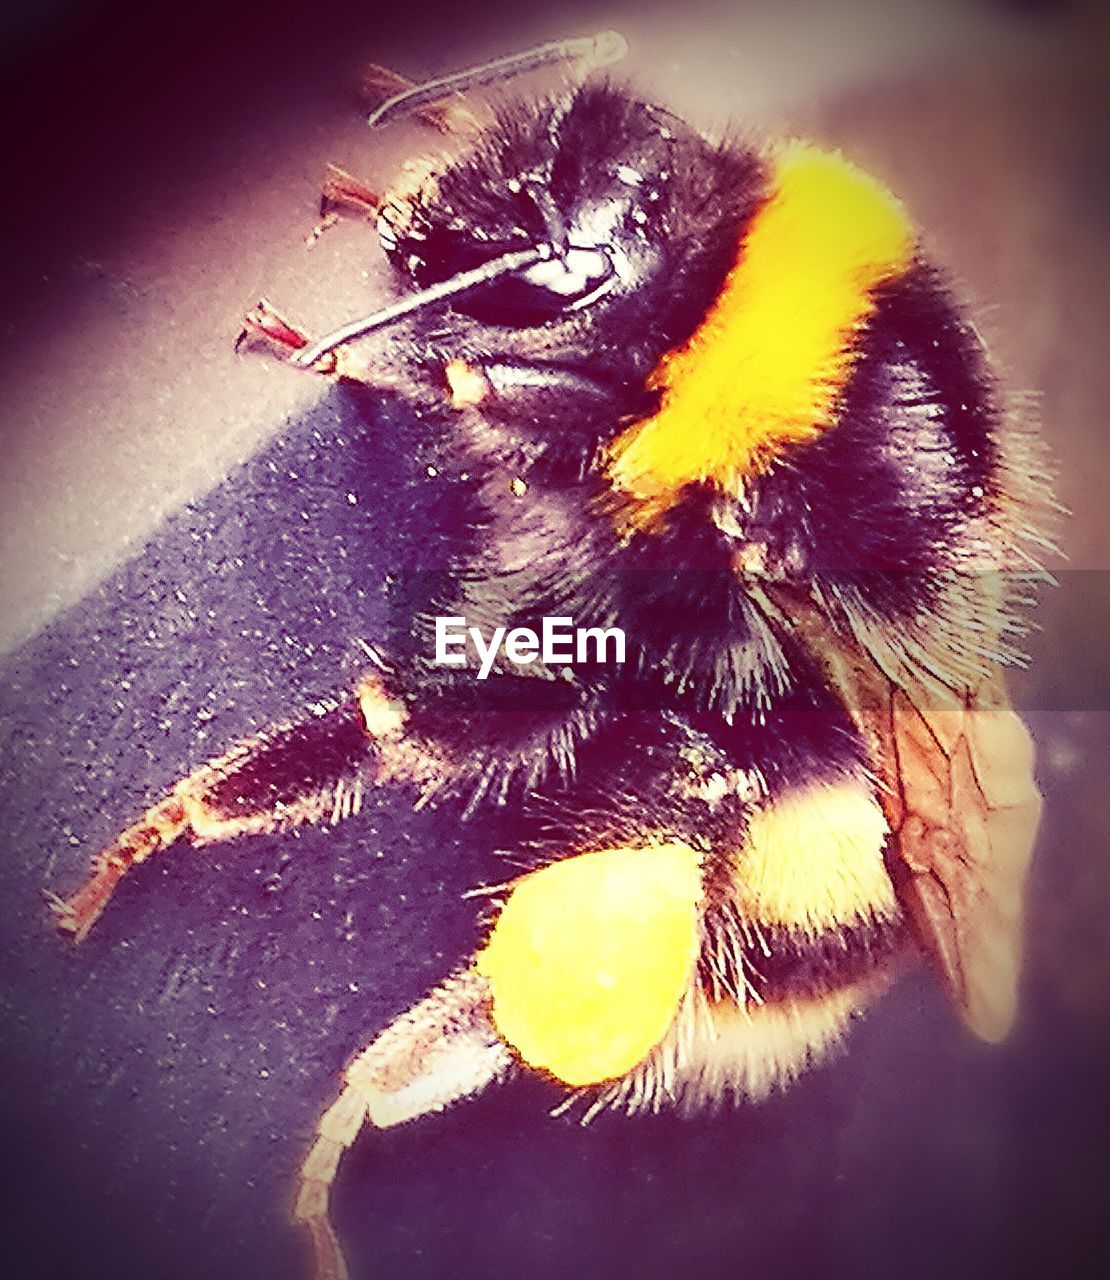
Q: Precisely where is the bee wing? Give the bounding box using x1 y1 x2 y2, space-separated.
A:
880 675 1042 1042
754 584 1042 1043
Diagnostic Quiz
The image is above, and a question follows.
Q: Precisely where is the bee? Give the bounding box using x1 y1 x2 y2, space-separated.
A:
50 30 1050 1280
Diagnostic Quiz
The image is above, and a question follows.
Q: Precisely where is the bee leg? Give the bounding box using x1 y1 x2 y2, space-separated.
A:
443 357 660 420
234 299 344 375
360 63 477 133
294 970 509 1280
362 32 627 131
51 675 440 942
305 165 383 249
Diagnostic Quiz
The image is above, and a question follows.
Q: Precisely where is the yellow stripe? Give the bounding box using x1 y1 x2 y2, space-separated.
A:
733 782 897 934
606 144 916 522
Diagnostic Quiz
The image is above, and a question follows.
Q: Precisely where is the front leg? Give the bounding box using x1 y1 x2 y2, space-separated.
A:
50 676 440 942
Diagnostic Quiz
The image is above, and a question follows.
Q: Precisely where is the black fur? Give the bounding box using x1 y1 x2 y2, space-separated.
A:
202 697 369 817
699 903 907 1003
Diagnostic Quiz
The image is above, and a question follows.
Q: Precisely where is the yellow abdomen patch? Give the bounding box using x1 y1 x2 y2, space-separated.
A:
607 143 916 521
476 843 703 1086
733 781 896 934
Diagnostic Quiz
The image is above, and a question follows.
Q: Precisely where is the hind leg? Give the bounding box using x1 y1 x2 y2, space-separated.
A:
294 972 510 1280
51 675 440 941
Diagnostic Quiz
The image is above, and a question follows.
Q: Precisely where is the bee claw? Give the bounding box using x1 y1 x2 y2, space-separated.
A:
234 300 338 375
305 212 339 249
44 888 82 939
319 163 381 218
43 887 69 914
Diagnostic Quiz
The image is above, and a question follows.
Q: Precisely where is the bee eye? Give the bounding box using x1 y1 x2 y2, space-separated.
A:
401 225 617 327
454 243 616 325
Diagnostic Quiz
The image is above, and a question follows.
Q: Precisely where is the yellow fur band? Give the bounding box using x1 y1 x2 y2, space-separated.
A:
607 143 916 520
733 781 896 933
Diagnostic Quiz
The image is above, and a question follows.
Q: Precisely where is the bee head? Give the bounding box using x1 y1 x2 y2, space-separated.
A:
374 83 769 456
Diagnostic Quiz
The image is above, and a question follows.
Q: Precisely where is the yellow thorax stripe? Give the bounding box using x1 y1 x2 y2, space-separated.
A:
606 143 916 520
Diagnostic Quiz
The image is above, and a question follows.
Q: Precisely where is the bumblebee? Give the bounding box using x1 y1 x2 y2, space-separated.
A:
51 32 1049 1280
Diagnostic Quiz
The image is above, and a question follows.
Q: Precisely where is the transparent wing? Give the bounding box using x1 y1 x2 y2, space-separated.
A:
885 675 1042 1041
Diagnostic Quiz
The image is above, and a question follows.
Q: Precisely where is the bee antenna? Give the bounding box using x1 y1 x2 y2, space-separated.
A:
290 244 552 368
367 30 629 129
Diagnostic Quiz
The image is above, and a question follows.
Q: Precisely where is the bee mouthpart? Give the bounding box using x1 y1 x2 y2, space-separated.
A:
445 358 490 409
443 357 635 424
